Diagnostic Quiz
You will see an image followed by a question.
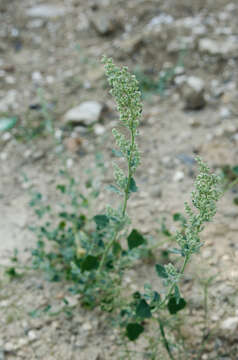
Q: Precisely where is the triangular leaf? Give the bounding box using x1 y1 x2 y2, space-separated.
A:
81 255 99 272
155 264 168 279
129 177 138 193
168 248 182 255
127 229 145 250
126 323 144 341
0 117 18 132
112 241 122 256
167 295 186 314
93 215 109 229
136 299 152 319
106 185 122 195
232 166 238 176
112 148 123 157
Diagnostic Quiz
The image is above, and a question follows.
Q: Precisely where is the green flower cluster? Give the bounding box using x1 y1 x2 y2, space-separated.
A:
176 157 222 256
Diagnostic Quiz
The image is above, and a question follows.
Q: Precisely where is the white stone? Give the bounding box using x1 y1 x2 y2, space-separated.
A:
220 107 231 119
173 171 184 182
4 342 15 352
66 158 73 168
199 37 238 57
32 71 42 83
81 322 92 331
28 330 37 341
186 76 204 93
220 317 238 332
94 124 105 135
2 132 11 141
64 101 103 126
26 5 67 18
181 76 206 110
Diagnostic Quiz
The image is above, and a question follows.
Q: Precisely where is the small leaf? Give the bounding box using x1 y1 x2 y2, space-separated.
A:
232 166 238 176
106 185 122 195
174 285 181 305
5 267 18 278
126 323 144 341
233 197 238 206
136 299 152 319
129 177 138 193
173 213 186 224
93 215 109 229
81 255 99 271
112 241 122 256
56 184 66 193
0 117 18 132
112 148 123 157
167 295 186 314
152 291 161 303
168 248 182 255
155 264 168 279
127 229 145 250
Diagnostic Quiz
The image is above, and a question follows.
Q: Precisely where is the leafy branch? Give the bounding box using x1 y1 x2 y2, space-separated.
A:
98 57 142 272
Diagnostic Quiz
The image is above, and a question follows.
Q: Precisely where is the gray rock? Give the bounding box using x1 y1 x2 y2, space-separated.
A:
94 124 105 135
118 34 144 55
199 37 238 57
220 317 238 332
90 13 121 35
64 101 103 126
173 170 184 182
26 5 67 18
181 76 206 110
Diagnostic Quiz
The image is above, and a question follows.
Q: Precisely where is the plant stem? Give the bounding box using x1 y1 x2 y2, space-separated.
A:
158 318 175 360
98 129 135 272
160 255 189 309
122 129 135 217
98 230 118 273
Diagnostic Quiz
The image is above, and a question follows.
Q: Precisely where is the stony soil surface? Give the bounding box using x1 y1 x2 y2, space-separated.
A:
0 0 238 359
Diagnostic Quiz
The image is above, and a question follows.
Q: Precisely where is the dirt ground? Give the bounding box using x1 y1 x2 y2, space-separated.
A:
0 0 238 359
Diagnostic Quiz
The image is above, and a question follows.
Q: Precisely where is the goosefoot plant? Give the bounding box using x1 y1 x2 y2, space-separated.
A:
30 57 222 358
102 58 222 359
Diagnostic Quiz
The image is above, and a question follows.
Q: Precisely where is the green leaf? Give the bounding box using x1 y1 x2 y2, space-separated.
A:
127 229 145 250
167 295 186 314
233 197 238 206
93 215 109 229
81 255 99 271
112 241 122 256
56 184 66 193
126 323 144 341
129 177 138 193
173 213 186 224
0 117 18 132
136 299 152 319
232 166 238 176
112 148 123 157
168 248 182 255
174 285 181 305
5 267 18 278
155 264 168 279
106 185 122 195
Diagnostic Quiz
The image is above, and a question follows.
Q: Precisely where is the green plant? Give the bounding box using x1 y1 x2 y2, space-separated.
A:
28 57 222 359
119 158 221 359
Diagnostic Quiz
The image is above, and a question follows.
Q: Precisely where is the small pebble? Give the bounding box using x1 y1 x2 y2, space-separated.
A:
173 170 184 182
